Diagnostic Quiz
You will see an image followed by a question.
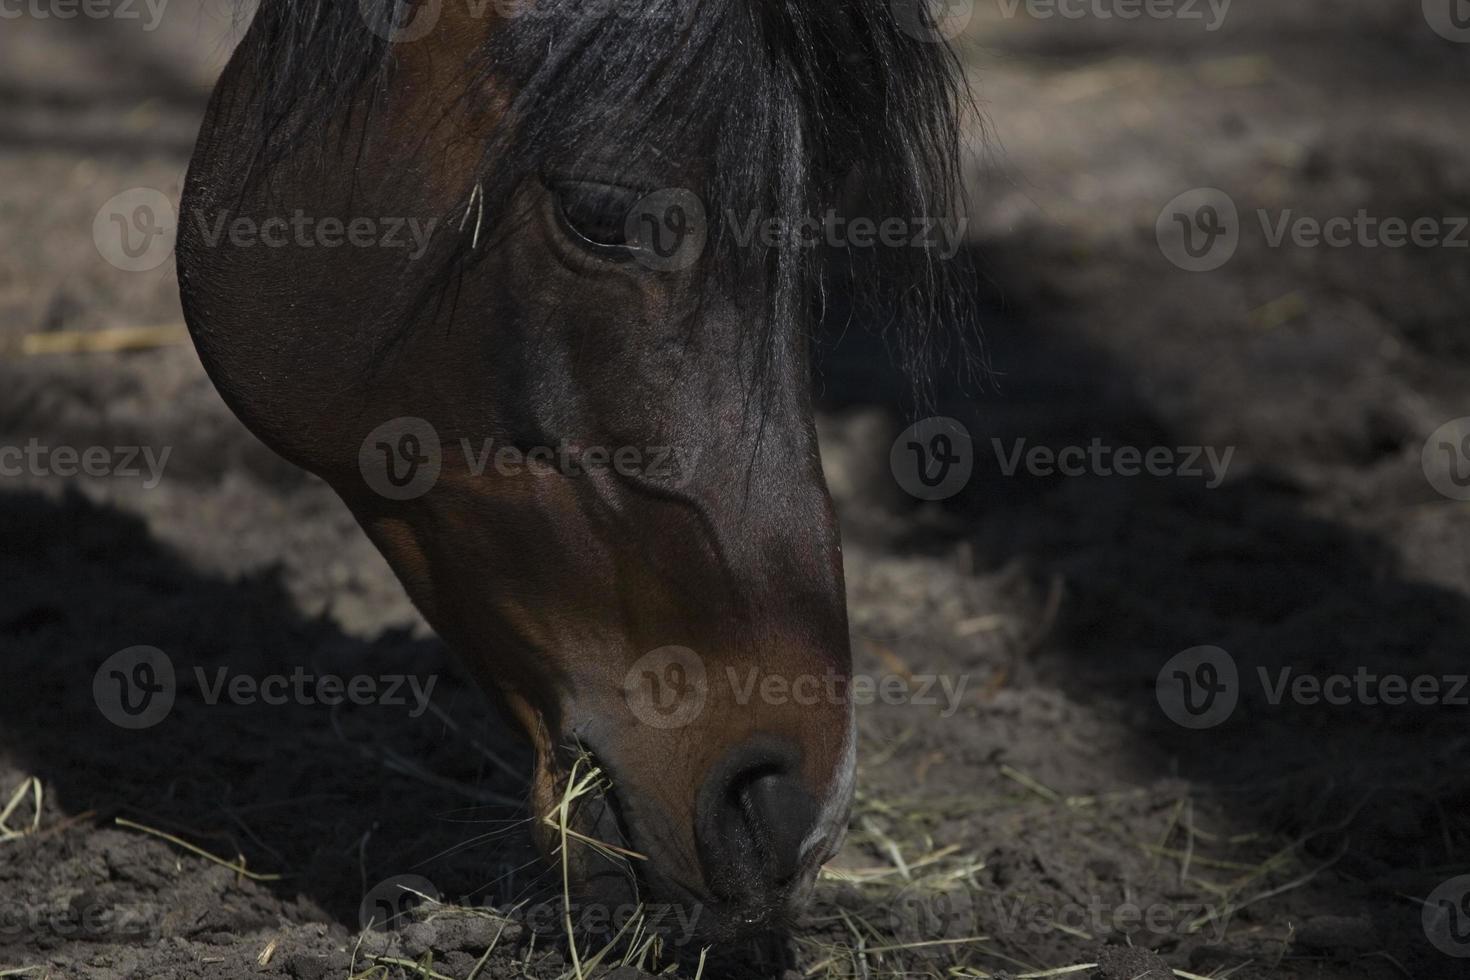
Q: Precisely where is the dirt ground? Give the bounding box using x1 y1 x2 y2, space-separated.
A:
2 2 1469 978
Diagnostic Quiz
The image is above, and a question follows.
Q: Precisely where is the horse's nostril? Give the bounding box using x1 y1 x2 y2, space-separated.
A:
697 739 822 902
737 770 816 887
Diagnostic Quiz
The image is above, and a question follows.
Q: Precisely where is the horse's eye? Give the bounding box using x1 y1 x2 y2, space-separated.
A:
550 180 641 252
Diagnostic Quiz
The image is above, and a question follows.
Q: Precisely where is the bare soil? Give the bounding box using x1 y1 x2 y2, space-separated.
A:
2 2 1468 978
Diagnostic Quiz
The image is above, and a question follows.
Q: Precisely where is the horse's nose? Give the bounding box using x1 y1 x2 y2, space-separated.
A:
695 738 822 902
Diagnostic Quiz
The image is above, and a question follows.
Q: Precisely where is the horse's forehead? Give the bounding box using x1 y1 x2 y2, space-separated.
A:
391 38 712 187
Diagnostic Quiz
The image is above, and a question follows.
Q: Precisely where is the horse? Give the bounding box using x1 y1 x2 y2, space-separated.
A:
176 0 974 944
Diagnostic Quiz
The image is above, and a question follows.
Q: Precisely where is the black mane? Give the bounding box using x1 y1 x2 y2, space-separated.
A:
234 0 982 401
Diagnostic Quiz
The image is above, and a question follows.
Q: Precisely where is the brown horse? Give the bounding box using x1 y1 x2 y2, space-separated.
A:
177 0 973 944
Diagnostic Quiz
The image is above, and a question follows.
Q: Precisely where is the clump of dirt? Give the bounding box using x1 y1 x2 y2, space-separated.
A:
3 1 1470 979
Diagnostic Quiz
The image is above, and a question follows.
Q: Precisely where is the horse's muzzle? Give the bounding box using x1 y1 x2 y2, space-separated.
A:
693 735 830 925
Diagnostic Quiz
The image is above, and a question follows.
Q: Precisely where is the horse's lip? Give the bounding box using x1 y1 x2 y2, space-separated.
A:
562 744 637 852
556 742 641 859
568 742 749 931
564 738 810 941
643 874 785 943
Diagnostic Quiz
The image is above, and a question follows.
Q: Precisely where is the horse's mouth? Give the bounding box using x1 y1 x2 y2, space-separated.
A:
540 742 809 947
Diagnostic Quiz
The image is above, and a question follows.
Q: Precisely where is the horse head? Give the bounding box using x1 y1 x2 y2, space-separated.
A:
178 0 971 942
